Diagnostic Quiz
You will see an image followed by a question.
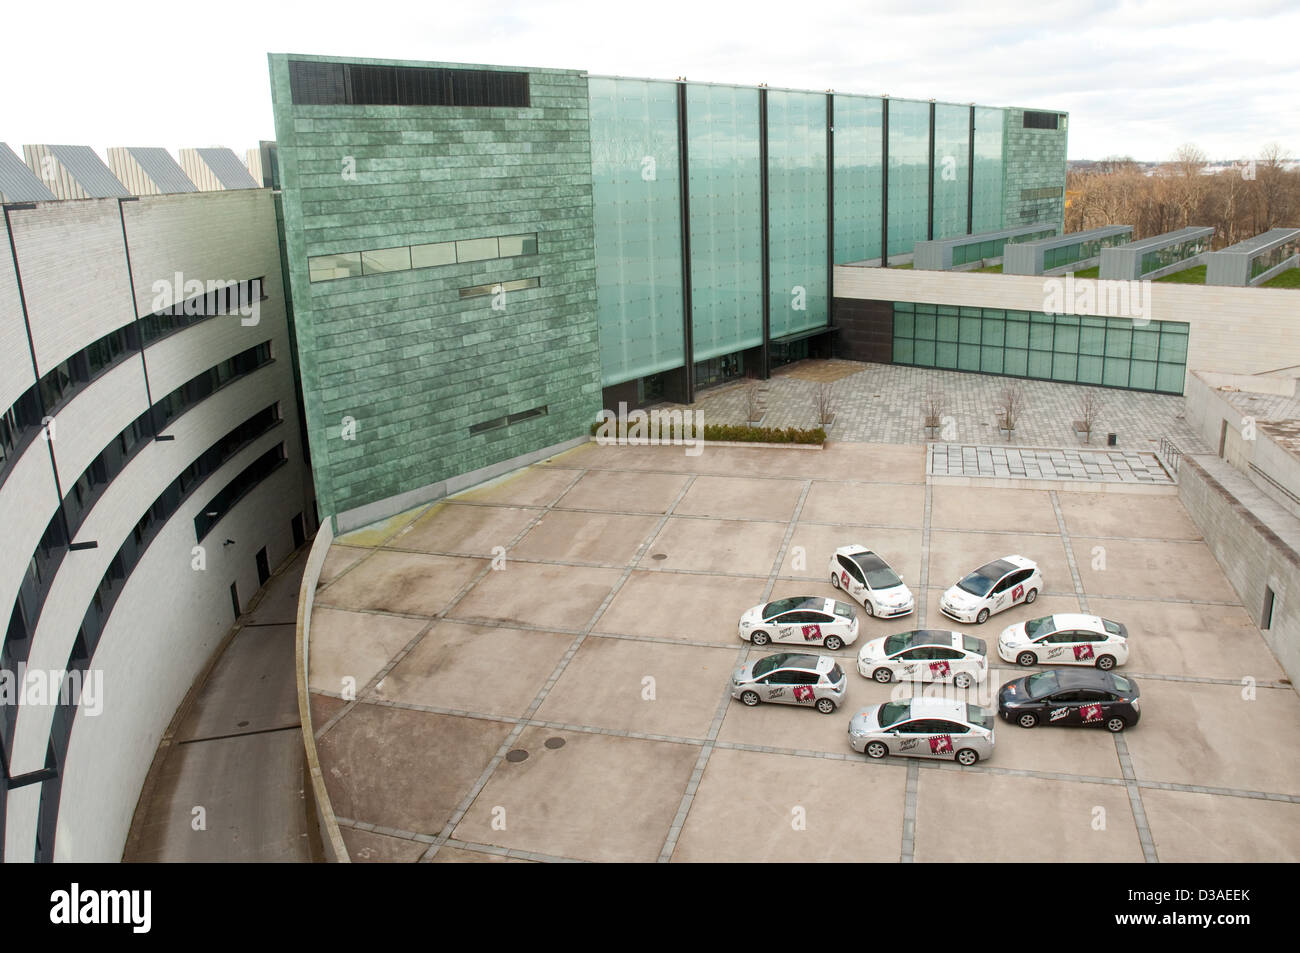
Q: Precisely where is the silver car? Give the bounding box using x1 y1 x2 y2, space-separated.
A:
731 653 847 714
848 697 996 765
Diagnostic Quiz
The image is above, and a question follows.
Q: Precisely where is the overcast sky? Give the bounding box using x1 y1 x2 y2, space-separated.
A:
3 0 1296 163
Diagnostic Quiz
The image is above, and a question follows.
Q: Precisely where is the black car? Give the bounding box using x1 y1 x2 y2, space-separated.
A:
997 668 1140 733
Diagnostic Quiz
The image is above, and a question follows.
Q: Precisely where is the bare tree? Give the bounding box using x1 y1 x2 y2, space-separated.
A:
815 381 835 426
923 387 946 429
1075 389 1103 441
999 383 1026 434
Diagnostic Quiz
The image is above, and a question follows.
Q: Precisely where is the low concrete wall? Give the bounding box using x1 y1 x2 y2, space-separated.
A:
295 518 350 862
1178 455 1300 692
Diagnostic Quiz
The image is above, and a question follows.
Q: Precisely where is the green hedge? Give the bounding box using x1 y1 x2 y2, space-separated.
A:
589 420 824 445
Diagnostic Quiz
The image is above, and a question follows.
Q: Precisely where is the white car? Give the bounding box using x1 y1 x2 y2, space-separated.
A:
939 555 1042 625
828 545 915 618
848 697 996 765
998 614 1130 670
738 597 860 651
857 629 989 687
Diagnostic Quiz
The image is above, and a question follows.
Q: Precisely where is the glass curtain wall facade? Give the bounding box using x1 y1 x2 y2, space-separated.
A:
971 107 1005 232
832 95 884 264
767 90 828 340
886 99 931 257
931 103 971 240
892 302 1189 394
687 84 764 364
589 77 685 386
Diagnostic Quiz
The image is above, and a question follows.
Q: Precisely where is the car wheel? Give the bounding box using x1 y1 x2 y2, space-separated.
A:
865 741 888 759
1017 712 1038 729
1096 654 1115 671
740 690 760 707
976 608 990 625
1025 588 1038 604
956 748 979 766
830 572 841 589
863 601 875 617
1016 651 1037 667
954 672 973 689
824 635 844 651
873 667 894 684
1106 716 1126 733
816 698 836 714
751 630 770 646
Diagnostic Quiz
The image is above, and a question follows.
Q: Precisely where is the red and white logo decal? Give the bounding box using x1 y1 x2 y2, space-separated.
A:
1080 703 1103 722
1012 584 1025 601
1074 643 1095 661
929 735 954 754
793 685 815 702
929 660 951 679
801 624 822 641
841 570 851 588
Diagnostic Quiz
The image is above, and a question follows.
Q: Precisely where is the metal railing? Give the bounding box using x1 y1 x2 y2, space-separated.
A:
1158 436 1183 477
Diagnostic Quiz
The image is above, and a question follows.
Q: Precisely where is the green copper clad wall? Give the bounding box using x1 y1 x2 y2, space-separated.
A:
686 84 763 362
268 54 600 521
1002 107 1068 232
767 89 828 339
589 77 685 387
832 95 884 264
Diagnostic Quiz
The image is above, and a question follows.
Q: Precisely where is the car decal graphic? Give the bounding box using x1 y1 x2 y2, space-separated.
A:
899 737 919 751
1074 644 1095 661
1047 646 1064 658
793 685 815 702
1012 584 1025 601
801 624 822 641
929 735 953 754
929 660 951 679
841 570 851 588
768 687 786 698
1080 703 1103 722
1050 706 1070 721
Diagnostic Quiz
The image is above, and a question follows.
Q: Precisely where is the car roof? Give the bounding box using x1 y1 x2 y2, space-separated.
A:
1047 613 1105 630
891 629 959 647
848 551 889 571
1053 668 1121 689
762 596 826 615
906 697 968 720
759 653 830 672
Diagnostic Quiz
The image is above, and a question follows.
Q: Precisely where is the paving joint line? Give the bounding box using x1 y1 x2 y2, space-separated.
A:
1050 490 1090 614
1114 731 1160 863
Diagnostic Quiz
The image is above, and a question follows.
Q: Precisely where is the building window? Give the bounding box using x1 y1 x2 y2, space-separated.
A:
469 405 548 435
288 60 529 108
361 246 412 275
412 242 456 269
1023 111 1060 130
459 277 540 300
308 252 363 282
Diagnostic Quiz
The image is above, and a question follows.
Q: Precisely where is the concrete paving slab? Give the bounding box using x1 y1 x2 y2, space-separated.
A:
594 570 765 643
1122 680 1300 795
555 468 690 514
371 620 572 718
511 509 659 566
1088 597 1285 681
673 475 804 523
453 465 578 507
430 845 533 863
798 481 925 527
671 747 907 862
315 550 485 617
335 502 430 548
176 623 299 741
310 692 346 728
926 533 1075 601
638 516 787 576
1057 491 1202 540
386 502 541 557
1072 537 1239 603
914 770 1144 862
1141 789 1300 862
784 524 922 584
930 486 1060 534
316 704 512 835
452 727 699 862
450 562 622 630
341 827 428 863
307 607 428 696
318 545 369 586
537 637 737 737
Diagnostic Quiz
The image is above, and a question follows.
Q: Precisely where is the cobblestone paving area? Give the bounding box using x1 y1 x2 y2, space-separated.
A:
931 445 1174 485
664 360 1209 453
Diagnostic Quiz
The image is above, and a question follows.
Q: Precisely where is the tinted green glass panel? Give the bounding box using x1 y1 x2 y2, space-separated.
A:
981 317 1004 347
1053 323 1078 353
932 104 970 239
937 315 959 341
959 317 981 344
1079 325 1105 355
1103 357 1130 387
894 337 914 363
1029 322 1054 351
1052 352 1077 381
895 312 914 337
936 342 958 368
980 346 1004 373
887 99 930 257
687 84 763 361
1003 348 1028 376
1156 362 1185 393
914 339 936 364
590 78 686 385
971 107 1004 232
768 89 828 338
1129 360 1157 390
1004 318 1029 348
1106 325 1132 357
834 95 883 263
1028 351 1052 377
1158 331 1188 362
1077 354 1103 384
915 313 936 339
1131 328 1160 362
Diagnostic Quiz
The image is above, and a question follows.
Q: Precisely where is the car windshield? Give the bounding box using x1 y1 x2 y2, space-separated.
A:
956 559 1015 597
751 655 789 679
965 705 994 730
883 632 916 655
863 567 902 589
1110 673 1134 694
762 597 819 619
1024 670 1060 699
1024 616 1055 639
832 601 855 618
877 702 910 729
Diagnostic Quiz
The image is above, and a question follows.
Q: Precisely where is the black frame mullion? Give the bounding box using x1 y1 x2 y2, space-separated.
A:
675 81 695 404
881 98 890 266
759 86 770 380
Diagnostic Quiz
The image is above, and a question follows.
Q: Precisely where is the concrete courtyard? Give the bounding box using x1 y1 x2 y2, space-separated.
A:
305 439 1300 863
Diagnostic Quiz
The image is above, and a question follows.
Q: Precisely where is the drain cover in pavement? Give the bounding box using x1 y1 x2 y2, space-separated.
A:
544 737 566 749
651 553 668 560
505 749 529 763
